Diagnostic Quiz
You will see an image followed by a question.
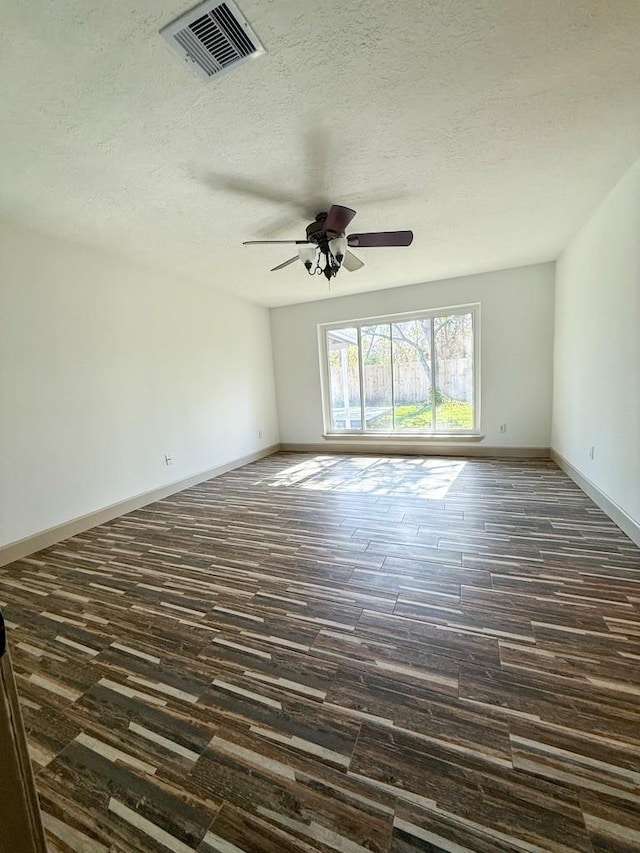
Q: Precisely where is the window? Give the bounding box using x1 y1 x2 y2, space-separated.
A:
320 305 478 435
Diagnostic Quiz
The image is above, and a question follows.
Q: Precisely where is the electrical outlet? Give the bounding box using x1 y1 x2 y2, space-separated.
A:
499 423 507 433
589 446 595 460
164 453 173 466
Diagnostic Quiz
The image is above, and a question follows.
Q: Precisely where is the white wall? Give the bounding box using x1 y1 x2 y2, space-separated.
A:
553 158 640 528
0 220 279 547
271 263 555 448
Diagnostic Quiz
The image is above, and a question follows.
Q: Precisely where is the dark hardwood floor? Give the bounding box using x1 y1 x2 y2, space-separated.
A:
1 452 639 853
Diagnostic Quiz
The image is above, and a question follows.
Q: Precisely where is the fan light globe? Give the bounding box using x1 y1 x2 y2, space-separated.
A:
298 244 317 271
329 236 347 264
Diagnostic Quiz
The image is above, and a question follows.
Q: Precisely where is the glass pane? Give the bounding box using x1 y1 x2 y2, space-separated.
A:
391 319 433 431
434 313 474 430
361 324 393 430
326 328 362 430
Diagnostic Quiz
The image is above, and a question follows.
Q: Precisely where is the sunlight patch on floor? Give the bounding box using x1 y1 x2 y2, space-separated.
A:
265 456 466 499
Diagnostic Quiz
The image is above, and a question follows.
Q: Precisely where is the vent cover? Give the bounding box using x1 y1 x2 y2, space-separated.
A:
161 0 264 81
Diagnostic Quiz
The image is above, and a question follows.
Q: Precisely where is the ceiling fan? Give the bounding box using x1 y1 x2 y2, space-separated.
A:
243 205 413 280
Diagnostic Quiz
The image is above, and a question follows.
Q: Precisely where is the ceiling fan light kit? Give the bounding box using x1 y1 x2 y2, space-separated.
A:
243 205 413 283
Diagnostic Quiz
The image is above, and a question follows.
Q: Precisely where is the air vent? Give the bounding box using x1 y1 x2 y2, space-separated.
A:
161 0 264 82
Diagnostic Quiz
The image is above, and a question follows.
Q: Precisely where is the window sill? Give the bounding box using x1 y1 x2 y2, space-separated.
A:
323 433 484 442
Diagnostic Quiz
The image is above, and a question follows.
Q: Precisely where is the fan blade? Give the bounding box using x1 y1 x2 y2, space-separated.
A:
342 250 364 272
271 256 299 272
243 240 312 245
324 205 357 234
347 230 413 248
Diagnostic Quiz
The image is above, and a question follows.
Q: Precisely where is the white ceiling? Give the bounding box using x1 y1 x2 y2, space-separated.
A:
2 1 640 307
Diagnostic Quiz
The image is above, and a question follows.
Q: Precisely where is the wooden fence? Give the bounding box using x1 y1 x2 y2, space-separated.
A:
330 358 472 405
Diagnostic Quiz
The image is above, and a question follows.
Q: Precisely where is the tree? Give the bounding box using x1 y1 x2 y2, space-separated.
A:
390 319 432 384
433 314 472 359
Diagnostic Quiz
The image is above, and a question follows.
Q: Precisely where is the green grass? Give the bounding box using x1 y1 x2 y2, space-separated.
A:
393 403 432 428
435 399 474 429
369 399 473 430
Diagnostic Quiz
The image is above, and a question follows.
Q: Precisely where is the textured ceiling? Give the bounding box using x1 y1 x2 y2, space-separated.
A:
2 1 640 307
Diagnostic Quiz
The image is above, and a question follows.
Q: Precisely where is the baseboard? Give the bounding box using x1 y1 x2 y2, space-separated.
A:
0 445 280 568
279 442 550 458
550 449 640 547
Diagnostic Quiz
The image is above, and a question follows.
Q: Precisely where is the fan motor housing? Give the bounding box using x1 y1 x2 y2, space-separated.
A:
306 212 340 248
305 219 325 244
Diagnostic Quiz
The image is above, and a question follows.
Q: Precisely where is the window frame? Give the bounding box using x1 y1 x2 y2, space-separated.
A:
318 303 480 437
